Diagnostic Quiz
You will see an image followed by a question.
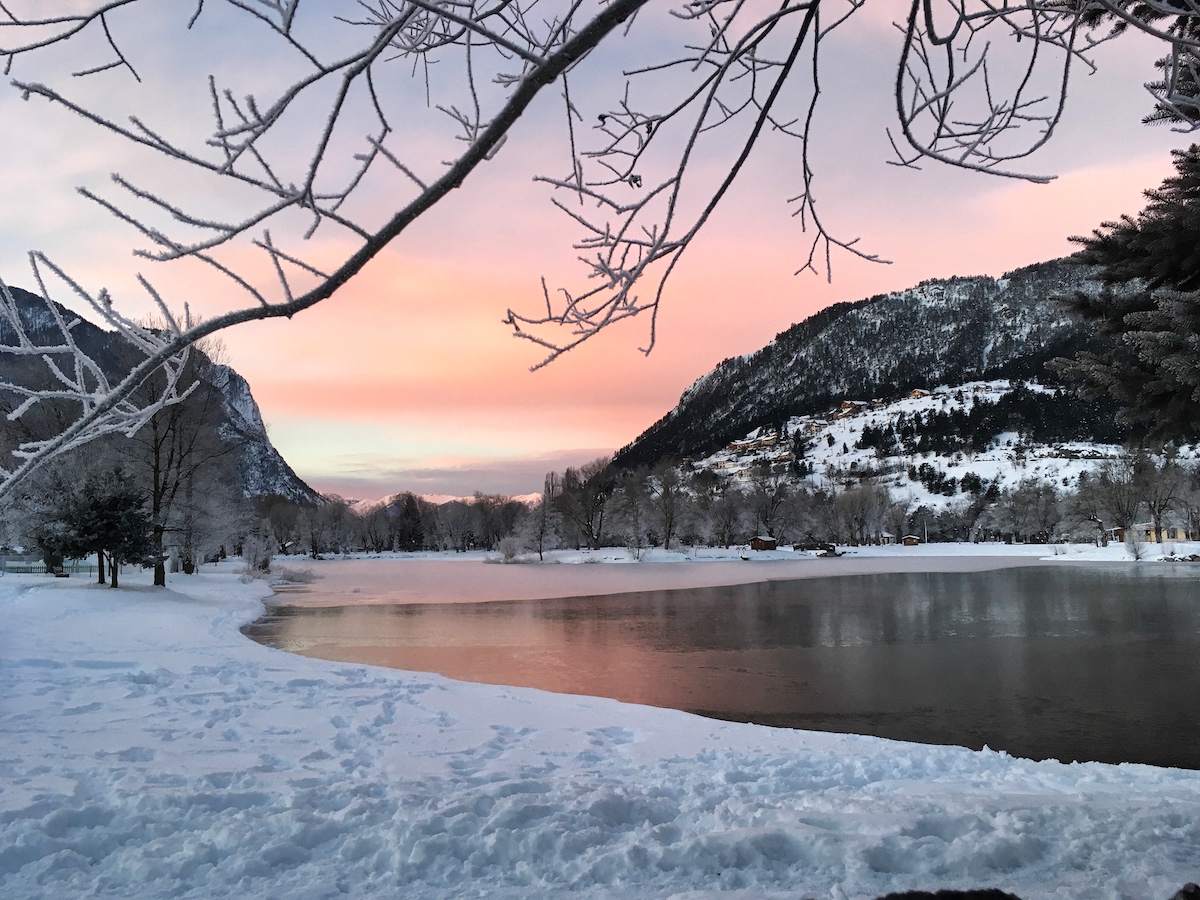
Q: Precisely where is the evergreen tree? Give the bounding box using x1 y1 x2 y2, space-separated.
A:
1055 145 1200 437
58 468 156 587
396 493 425 551
1081 4 1200 127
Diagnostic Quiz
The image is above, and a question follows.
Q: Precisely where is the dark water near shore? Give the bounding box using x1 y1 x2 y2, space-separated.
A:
244 564 1200 768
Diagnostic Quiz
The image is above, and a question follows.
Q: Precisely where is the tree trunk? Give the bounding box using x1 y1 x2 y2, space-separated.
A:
153 523 166 586
152 439 166 586
109 553 118 588
97 550 105 585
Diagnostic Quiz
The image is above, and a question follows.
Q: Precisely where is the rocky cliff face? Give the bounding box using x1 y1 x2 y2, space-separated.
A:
615 258 1104 468
205 363 317 503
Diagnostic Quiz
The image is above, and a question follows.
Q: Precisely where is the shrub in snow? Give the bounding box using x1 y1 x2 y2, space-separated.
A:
240 533 272 576
273 566 319 584
496 536 526 562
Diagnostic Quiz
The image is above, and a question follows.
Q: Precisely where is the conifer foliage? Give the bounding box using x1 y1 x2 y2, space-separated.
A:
50 468 156 588
1056 145 1200 438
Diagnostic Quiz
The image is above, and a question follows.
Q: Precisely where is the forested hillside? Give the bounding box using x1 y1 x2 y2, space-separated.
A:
615 258 1113 468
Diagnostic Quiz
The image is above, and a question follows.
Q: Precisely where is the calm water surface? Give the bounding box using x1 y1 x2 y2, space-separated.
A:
244 564 1200 768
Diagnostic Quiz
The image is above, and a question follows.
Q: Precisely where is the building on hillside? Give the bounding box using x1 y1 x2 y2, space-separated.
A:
727 433 780 453
901 535 921 547
836 400 869 419
750 536 777 551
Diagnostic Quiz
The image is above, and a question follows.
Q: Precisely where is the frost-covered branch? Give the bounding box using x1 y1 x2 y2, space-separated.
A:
0 258 194 487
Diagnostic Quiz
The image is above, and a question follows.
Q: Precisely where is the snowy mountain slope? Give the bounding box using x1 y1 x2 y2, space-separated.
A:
690 379 1190 513
0 284 317 503
617 258 1107 468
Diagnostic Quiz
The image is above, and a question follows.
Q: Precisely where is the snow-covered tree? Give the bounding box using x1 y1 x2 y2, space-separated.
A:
614 468 651 559
3 2 1200 495
522 473 563 562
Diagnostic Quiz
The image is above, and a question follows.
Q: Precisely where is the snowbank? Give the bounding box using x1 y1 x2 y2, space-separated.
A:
2 562 1199 899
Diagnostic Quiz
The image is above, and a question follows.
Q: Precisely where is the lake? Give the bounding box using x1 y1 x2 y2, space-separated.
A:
244 562 1200 769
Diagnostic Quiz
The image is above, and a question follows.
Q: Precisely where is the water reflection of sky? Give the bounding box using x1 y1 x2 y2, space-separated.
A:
246 565 1200 768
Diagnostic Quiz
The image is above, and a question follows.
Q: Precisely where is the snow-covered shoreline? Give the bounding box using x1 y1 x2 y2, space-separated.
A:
259 541 1141 607
3 552 1199 898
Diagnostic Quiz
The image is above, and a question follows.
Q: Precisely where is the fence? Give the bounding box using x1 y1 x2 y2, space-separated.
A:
0 558 101 577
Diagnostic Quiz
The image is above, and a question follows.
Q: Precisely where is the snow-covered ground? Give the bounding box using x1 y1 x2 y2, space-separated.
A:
3 550 1199 899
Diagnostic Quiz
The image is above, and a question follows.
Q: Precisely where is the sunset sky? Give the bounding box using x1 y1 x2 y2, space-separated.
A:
0 4 1188 501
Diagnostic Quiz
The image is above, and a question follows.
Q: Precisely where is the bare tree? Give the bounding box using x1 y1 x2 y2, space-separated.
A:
1139 450 1186 542
1096 454 1148 539
708 486 748 549
1067 470 1111 546
297 503 326 559
649 462 684 551
2 1 1198 497
1177 464 1200 540
523 472 562 561
472 492 526 550
747 463 790 538
833 482 891 546
262 497 303 555
557 456 613 550
434 499 477 552
123 345 238 584
994 477 1060 543
358 504 392 553
614 467 650 558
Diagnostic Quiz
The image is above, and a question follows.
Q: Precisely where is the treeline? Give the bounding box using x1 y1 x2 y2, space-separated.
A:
248 448 1200 563
254 491 531 557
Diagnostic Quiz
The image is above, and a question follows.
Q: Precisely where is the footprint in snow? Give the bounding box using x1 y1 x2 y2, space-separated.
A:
588 726 636 747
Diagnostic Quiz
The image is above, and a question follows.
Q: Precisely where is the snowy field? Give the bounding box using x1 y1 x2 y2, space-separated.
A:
3 548 1200 899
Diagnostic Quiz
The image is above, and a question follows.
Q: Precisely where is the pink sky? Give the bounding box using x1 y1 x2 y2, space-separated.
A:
0 6 1188 500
